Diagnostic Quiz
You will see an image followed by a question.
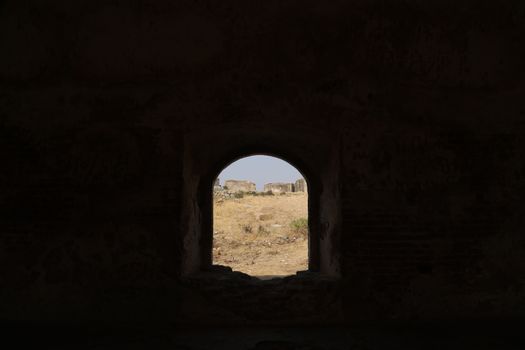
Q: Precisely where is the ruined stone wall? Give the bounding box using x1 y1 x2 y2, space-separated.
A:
1 0 524 325
224 180 256 193
263 182 294 193
294 179 307 192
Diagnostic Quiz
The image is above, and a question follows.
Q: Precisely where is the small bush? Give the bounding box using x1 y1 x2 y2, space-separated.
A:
290 218 308 236
258 225 270 235
241 224 253 233
233 192 244 199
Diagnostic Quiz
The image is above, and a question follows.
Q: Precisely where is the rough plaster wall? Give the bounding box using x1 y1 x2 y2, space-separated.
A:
342 125 525 320
1 0 524 323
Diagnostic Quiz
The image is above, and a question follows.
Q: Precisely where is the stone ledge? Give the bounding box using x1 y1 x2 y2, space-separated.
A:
179 265 343 325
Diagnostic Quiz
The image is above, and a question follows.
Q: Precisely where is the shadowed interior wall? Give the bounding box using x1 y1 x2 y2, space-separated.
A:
1 0 524 324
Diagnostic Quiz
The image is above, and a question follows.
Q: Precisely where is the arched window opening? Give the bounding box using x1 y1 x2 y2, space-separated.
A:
212 155 309 278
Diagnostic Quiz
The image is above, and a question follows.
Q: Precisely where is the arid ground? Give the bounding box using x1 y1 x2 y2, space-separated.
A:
213 192 308 277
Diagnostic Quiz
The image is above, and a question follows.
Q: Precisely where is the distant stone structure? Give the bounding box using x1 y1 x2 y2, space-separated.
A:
264 182 294 193
262 178 307 194
224 180 256 193
294 178 307 192
218 178 306 195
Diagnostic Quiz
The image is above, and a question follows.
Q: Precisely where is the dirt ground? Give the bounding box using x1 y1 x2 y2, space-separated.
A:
213 192 308 277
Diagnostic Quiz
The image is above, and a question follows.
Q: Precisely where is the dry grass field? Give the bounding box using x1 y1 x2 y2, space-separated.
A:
213 192 308 277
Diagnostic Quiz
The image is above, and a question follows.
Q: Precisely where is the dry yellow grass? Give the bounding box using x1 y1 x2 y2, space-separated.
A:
213 192 308 277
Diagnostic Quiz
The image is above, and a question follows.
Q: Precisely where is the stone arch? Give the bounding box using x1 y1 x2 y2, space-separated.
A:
180 127 341 278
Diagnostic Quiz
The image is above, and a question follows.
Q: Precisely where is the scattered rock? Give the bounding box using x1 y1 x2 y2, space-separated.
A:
259 213 274 221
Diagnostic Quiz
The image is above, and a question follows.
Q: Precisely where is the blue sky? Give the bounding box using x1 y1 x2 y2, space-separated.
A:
217 155 304 191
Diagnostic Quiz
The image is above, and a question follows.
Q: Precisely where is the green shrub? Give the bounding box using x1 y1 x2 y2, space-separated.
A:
233 192 244 199
290 218 308 236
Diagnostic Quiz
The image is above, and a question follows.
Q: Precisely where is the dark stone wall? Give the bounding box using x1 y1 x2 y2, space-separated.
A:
1 0 524 324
